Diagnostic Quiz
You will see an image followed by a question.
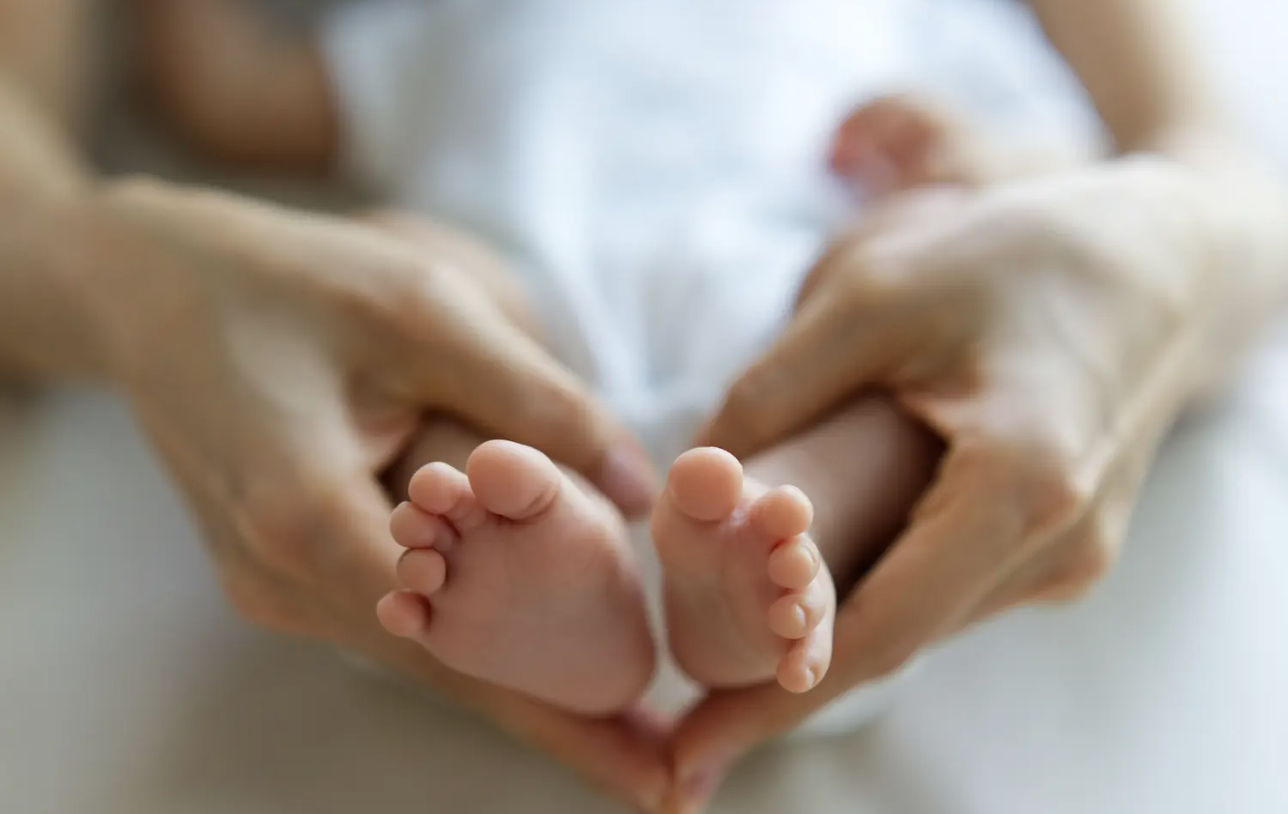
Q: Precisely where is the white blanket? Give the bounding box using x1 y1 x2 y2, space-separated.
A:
318 0 1288 729
2 1 1285 811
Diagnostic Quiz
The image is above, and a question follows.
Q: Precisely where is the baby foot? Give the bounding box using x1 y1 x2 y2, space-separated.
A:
830 93 1075 194
653 448 836 693
376 440 655 715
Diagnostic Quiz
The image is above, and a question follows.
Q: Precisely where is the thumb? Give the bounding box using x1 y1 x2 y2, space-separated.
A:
665 678 847 814
394 275 656 516
704 278 915 460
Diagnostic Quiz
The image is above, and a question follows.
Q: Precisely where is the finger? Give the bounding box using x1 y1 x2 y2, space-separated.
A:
704 224 988 460
703 265 919 458
363 211 540 336
666 680 836 814
398 274 656 516
486 694 673 814
964 486 1133 629
375 634 673 812
823 447 1049 682
960 415 1153 630
790 188 972 314
355 632 672 810
297 463 407 612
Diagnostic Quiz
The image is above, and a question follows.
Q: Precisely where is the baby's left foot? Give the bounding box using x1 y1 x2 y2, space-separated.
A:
653 448 835 693
830 92 1081 193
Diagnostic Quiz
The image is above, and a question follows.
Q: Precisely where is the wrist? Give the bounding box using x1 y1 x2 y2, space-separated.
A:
67 176 197 386
0 175 181 385
0 180 107 382
1120 135 1288 389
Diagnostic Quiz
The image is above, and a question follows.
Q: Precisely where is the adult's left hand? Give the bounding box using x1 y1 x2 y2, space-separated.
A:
664 152 1288 812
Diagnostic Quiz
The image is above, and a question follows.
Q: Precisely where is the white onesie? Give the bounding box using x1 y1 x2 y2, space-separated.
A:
321 0 1091 456
320 0 1096 727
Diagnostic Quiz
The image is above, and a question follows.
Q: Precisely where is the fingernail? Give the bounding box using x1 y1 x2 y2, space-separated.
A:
803 665 820 690
676 754 733 813
598 443 656 516
637 777 667 814
685 410 718 449
793 603 809 632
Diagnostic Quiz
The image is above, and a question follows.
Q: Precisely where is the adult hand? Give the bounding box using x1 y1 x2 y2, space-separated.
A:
77 179 665 809
668 156 1260 811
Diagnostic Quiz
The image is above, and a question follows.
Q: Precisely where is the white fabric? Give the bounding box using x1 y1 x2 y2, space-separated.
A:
317 0 1102 725
2 0 1287 811
319 0 1106 469
324 0 925 453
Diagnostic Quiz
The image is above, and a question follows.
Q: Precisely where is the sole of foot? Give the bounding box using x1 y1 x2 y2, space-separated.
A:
377 439 655 715
653 447 835 693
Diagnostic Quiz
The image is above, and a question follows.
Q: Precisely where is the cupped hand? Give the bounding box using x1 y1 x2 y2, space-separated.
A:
78 179 666 809
668 158 1234 811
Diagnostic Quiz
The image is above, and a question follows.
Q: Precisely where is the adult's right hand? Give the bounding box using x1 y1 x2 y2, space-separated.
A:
72 178 665 809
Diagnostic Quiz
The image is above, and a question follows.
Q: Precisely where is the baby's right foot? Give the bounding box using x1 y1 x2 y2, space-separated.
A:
653 448 836 693
377 439 655 715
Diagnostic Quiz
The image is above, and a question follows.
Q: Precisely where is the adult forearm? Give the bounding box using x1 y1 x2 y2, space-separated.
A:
1176 138 1288 382
0 76 108 383
0 0 109 382
1030 0 1288 386
1027 0 1222 153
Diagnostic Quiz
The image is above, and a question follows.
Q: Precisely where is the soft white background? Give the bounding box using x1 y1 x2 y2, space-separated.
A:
2 1 1286 812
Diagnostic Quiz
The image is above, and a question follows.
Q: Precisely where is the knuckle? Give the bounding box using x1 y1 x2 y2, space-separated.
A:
234 480 341 584
714 375 777 452
967 421 1093 544
808 234 903 311
334 247 451 340
1034 522 1121 604
979 190 1066 253
219 566 302 632
834 243 905 309
863 638 920 681
513 378 601 452
533 380 594 432
375 259 448 330
1062 522 1121 587
1023 452 1093 535
850 628 922 680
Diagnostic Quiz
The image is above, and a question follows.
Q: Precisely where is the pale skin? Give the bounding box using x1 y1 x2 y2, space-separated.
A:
669 2 1288 811
0 0 670 809
126 0 958 705
4 2 1287 814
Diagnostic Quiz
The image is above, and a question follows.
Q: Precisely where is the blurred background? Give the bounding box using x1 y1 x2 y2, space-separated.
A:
2 1 1286 813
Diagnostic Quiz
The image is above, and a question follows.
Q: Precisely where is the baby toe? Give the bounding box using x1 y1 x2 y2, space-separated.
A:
777 628 833 694
665 447 744 522
407 462 488 533
390 502 457 551
767 586 828 640
466 440 563 521
767 535 820 590
396 548 448 595
749 485 814 541
376 590 433 639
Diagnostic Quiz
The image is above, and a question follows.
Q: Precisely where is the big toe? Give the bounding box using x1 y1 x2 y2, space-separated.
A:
665 447 744 522
466 440 563 521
